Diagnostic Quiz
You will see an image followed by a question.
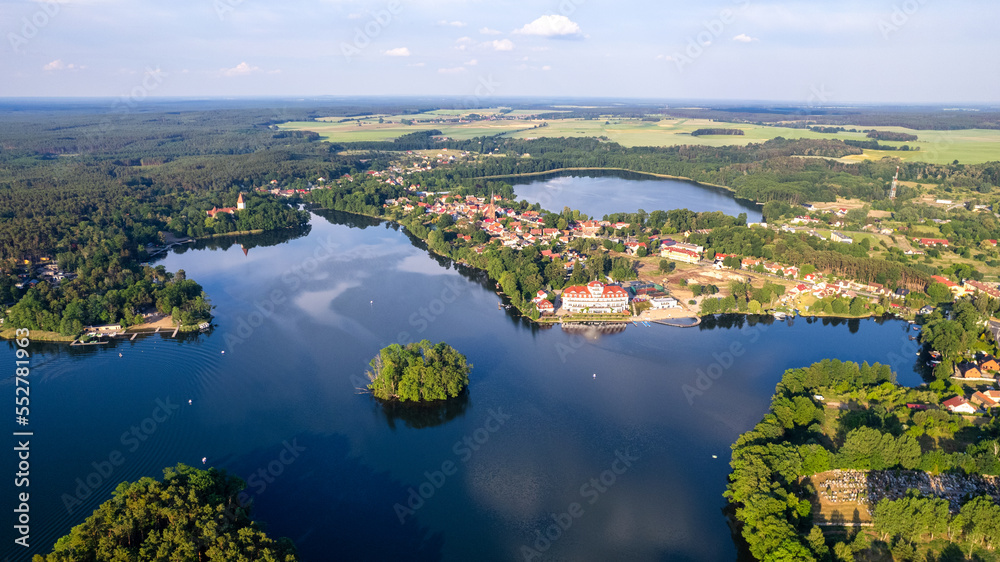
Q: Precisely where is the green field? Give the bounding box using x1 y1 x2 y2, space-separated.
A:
280 112 1000 165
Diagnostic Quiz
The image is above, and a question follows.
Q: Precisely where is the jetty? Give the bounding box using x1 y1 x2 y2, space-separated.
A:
650 317 702 328
171 326 179 338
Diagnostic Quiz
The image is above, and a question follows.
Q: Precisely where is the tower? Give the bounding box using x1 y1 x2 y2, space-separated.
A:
889 166 900 199
237 193 246 210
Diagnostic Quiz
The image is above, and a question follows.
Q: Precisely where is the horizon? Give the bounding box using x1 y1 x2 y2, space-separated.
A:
2 0 998 104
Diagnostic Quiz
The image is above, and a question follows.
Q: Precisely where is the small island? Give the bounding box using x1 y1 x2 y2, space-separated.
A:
366 341 471 403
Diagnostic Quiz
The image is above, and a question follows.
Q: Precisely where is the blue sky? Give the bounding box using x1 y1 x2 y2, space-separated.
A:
2 0 997 103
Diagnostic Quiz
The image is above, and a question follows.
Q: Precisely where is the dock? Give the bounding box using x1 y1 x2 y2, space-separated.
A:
130 333 138 341
171 326 179 338
650 317 702 328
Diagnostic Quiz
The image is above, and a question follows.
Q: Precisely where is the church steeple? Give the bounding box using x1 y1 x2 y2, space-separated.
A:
236 193 246 210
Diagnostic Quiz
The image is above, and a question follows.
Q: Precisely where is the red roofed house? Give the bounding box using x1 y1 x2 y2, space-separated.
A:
971 391 999 409
943 396 977 414
915 238 950 247
661 246 701 264
560 281 630 314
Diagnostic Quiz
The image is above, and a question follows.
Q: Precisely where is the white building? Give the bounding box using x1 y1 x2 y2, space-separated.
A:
561 281 630 314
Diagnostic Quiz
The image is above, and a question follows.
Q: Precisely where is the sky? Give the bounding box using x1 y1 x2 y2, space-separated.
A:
1 0 998 104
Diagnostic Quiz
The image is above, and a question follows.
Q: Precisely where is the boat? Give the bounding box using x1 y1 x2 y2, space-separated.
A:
198 322 211 332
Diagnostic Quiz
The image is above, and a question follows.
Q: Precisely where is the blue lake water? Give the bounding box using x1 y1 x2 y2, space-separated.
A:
510 171 764 223
2 207 924 561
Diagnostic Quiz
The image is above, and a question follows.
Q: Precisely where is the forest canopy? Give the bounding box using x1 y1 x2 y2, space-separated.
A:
366 341 472 403
33 464 298 562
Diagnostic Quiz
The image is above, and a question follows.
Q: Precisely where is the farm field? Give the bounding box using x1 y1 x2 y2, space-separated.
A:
280 112 1000 165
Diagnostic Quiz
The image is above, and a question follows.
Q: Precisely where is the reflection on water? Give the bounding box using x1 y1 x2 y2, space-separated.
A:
3 208 930 562
511 170 764 222
375 391 471 430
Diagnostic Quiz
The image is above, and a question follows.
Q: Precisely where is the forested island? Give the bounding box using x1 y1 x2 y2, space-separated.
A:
33 464 297 562
366 341 471 403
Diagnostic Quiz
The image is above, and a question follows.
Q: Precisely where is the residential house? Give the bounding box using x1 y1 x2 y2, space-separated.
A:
971 392 999 409
942 396 977 414
830 232 853 244
958 361 984 379
978 355 1000 374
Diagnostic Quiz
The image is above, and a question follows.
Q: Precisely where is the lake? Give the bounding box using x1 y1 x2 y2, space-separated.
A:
510 170 764 223
3 207 923 561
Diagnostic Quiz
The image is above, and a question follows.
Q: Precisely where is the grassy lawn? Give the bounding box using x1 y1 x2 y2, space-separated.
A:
282 113 1000 165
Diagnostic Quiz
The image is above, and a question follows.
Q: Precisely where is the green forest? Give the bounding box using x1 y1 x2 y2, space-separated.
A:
33 464 297 562
366 340 472 402
728 360 1000 561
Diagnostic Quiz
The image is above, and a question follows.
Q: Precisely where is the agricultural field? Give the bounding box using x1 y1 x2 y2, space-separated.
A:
280 112 1000 165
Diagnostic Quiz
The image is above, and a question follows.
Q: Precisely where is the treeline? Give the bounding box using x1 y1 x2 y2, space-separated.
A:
690 128 744 136
661 106 1000 130
34 463 297 562
728 359 1000 561
866 130 919 142
844 139 918 151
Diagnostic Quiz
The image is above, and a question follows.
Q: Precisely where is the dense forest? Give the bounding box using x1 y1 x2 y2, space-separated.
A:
728 360 1000 561
33 464 298 562
366 341 472 402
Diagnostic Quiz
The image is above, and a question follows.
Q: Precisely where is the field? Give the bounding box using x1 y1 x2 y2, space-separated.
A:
280 111 1000 165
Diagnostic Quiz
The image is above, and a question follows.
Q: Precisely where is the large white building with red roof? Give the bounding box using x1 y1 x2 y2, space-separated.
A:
560 281 630 314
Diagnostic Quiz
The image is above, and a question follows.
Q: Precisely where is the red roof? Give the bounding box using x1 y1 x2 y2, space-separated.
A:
943 396 971 409
931 275 957 288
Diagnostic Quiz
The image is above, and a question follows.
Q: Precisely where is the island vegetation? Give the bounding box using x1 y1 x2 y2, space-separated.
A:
33 464 298 562
366 341 472 403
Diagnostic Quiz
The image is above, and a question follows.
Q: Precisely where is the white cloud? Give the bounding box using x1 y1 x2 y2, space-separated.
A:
384 47 411 57
221 62 260 77
438 20 466 27
656 54 677 62
464 59 478 66
454 36 474 51
479 27 501 35
407 62 426 67
733 34 756 42
42 59 84 71
514 15 582 37
438 67 467 74
487 38 515 51
542 65 551 71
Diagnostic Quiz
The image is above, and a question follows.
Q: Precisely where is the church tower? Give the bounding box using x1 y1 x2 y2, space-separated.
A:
237 193 246 210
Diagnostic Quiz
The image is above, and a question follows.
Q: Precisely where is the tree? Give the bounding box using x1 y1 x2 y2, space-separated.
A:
367 341 472 403
36 464 298 562
927 282 953 305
